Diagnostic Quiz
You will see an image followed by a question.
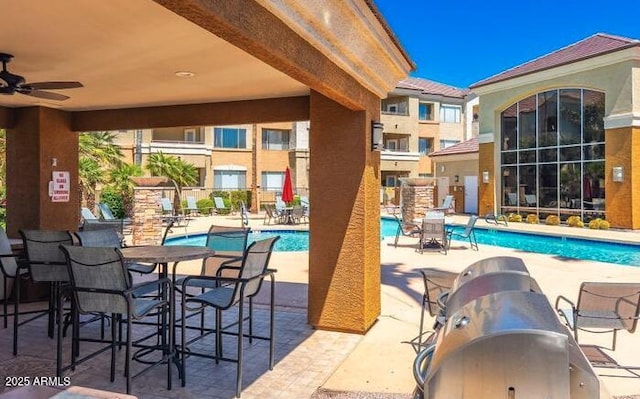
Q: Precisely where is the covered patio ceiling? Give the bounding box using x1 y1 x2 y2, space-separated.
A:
0 0 413 117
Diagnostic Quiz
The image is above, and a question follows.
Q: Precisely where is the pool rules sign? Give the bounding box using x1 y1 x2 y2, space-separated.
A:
51 171 70 202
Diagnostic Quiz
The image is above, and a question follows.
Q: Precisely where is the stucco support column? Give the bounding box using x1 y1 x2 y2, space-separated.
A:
605 126 640 229
308 90 381 334
6 107 79 236
477 138 495 216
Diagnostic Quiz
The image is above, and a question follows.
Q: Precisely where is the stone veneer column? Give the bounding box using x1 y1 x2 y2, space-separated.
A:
400 179 434 222
132 188 163 245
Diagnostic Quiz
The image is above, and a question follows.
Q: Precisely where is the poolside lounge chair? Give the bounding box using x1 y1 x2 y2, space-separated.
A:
213 196 231 214
446 215 479 251
184 196 200 217
555 282 640 351
433 195 454 213
81 207 98 223
160 197 187 227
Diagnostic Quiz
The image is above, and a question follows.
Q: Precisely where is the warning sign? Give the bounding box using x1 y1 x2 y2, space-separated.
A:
52 171 70 202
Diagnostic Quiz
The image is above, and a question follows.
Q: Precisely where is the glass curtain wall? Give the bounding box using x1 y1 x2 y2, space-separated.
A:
500 89 605 221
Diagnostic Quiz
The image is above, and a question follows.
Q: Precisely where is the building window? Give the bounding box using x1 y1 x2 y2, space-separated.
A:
419 103 433 121
262 129 290 150
261 172 285 191
439 105 461 123
381 98 408 115
499 88 605 220
214 127 247 149
439 139 459 149
419 138 433 155
213 170 246 189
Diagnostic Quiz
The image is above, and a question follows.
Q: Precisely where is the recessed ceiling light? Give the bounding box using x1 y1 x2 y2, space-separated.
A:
175 71 195 78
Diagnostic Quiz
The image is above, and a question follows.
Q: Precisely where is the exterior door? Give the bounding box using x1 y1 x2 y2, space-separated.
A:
464 175 478 214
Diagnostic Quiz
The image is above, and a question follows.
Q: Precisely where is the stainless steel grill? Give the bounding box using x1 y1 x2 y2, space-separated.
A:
414 257 606 399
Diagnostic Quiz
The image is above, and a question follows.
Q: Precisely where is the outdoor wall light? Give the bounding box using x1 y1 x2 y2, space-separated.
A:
612 166 624 182
371 121 384 151
482 171 490 184
454 175 459 183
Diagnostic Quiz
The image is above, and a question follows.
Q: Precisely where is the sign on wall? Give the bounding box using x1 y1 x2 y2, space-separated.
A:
51 171 70 202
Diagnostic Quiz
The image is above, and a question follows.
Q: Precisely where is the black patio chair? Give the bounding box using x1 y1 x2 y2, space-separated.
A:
58 245 174 394
14 230 74 355
446 215 479 251
180 236 279 397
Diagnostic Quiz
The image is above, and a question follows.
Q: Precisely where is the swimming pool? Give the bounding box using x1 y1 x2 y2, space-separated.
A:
164 218 640 267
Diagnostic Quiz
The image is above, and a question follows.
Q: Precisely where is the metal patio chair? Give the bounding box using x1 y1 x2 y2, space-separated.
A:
58 245 174 394
15 229 74 355
417 269 457 348
555 282 640 351
180 236 279 397
393 213 422 248
446 215 479 251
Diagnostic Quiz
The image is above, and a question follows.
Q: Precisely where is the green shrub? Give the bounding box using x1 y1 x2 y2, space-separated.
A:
545 215 560 225
508 213 522 222
588 218 610 230
526 214 539 224
99 186 125 218
566 215 584 228
229 190 252 210
197 198 214 215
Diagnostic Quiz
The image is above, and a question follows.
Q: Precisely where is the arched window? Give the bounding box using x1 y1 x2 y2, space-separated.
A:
500 89 605 222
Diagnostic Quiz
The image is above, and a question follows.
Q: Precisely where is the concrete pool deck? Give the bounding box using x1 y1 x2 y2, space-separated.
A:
2 211 638 399
164 211 640 398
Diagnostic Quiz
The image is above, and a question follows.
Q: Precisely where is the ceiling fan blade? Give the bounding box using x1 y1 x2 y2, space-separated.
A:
26 81 83 90
22 89 70 101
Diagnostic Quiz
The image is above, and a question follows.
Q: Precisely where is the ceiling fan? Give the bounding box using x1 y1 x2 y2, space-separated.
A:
0 53 83 101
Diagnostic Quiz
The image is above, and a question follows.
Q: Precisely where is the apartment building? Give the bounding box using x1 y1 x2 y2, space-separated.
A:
111 77 476 209
112 121 310 209
379 77 477 190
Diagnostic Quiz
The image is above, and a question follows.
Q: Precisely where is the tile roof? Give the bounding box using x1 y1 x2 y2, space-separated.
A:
471 33 640 89
429 137 478 157
397 76 469 98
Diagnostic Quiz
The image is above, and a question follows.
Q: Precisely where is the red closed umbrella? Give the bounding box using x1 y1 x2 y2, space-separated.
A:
282 167 294 204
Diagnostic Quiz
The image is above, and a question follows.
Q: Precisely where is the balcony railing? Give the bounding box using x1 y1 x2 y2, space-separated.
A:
380 150 421 162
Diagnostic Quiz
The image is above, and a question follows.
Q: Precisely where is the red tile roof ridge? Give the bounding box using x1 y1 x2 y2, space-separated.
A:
470 33 639 89
398 76 469 98
429 137 479 157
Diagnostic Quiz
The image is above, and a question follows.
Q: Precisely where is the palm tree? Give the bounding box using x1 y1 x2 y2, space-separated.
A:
79 158 105 211
146 152 198 212
79 131 123 167
109 163 143 217
79 131 124 210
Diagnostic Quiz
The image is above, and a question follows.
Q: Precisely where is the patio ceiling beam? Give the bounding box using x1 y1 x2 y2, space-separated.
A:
153 0 411 111
72 95 310 131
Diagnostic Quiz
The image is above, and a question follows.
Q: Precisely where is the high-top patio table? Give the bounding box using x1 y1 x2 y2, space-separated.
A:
119 245 216 377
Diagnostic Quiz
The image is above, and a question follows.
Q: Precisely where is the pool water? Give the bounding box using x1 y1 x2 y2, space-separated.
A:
164 218 640 267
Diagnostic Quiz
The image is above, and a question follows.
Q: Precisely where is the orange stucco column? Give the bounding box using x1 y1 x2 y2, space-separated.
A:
6 107 79 236
477 142 495 215
605 126 640 229
308 90 381 334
